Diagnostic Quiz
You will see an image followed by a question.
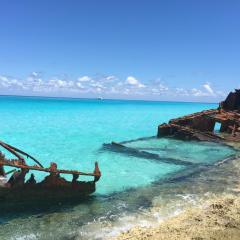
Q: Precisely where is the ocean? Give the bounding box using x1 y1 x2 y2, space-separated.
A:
0 96 238 240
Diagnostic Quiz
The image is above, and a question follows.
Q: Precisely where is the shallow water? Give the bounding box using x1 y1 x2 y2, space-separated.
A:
122 138 235 164
0 96 238 240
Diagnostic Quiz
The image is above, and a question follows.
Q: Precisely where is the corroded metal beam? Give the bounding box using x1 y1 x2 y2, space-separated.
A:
0 158 101 177
0 141 43 168
0 140 101 179
0 141 25 164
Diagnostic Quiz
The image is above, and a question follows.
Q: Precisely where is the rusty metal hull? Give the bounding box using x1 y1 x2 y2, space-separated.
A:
0 181 96 211
0 140 101 212
157 89 240 142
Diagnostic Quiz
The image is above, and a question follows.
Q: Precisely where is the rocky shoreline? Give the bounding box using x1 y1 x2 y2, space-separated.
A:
113 193 240 240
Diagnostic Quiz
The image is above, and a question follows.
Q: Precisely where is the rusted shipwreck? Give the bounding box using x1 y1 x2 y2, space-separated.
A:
0 140 101 208
158 89 240 142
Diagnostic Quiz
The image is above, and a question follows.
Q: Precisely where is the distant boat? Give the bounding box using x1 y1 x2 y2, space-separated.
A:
97 97 103 100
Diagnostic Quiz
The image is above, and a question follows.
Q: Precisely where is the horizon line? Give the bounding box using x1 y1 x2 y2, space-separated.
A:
0 94 219 105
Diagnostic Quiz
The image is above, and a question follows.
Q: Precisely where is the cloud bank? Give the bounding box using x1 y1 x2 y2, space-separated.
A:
0 72 227 101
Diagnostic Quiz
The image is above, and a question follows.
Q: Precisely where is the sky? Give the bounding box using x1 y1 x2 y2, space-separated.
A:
0 0 239 102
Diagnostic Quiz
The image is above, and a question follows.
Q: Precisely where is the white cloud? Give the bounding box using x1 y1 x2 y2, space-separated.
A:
191 88 206 97
123 88 130 95
76 82 84 88
0 76 9 82
90 82 103 88
57 80 67 88
78 76 91 82
188 83 218 97
31 72 38 77
126 76 145 88
158 83 168 91
0 73 228 100
0 76 11 87
126 76 138 85
0 76 25 89
175 88 189 96
105 75 116 81
203 83 214 95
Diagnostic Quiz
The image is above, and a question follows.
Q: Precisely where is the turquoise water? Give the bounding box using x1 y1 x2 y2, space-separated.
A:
0 97 235 194
123 138 235 164
0 96 224 195
0 96 237 239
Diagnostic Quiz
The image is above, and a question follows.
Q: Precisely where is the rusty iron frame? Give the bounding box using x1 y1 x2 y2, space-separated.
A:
0 140 101 178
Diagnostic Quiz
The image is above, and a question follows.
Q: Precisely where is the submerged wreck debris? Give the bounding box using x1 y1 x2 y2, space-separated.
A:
0 140 101 208
158 89 240 142
103 141 195 166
